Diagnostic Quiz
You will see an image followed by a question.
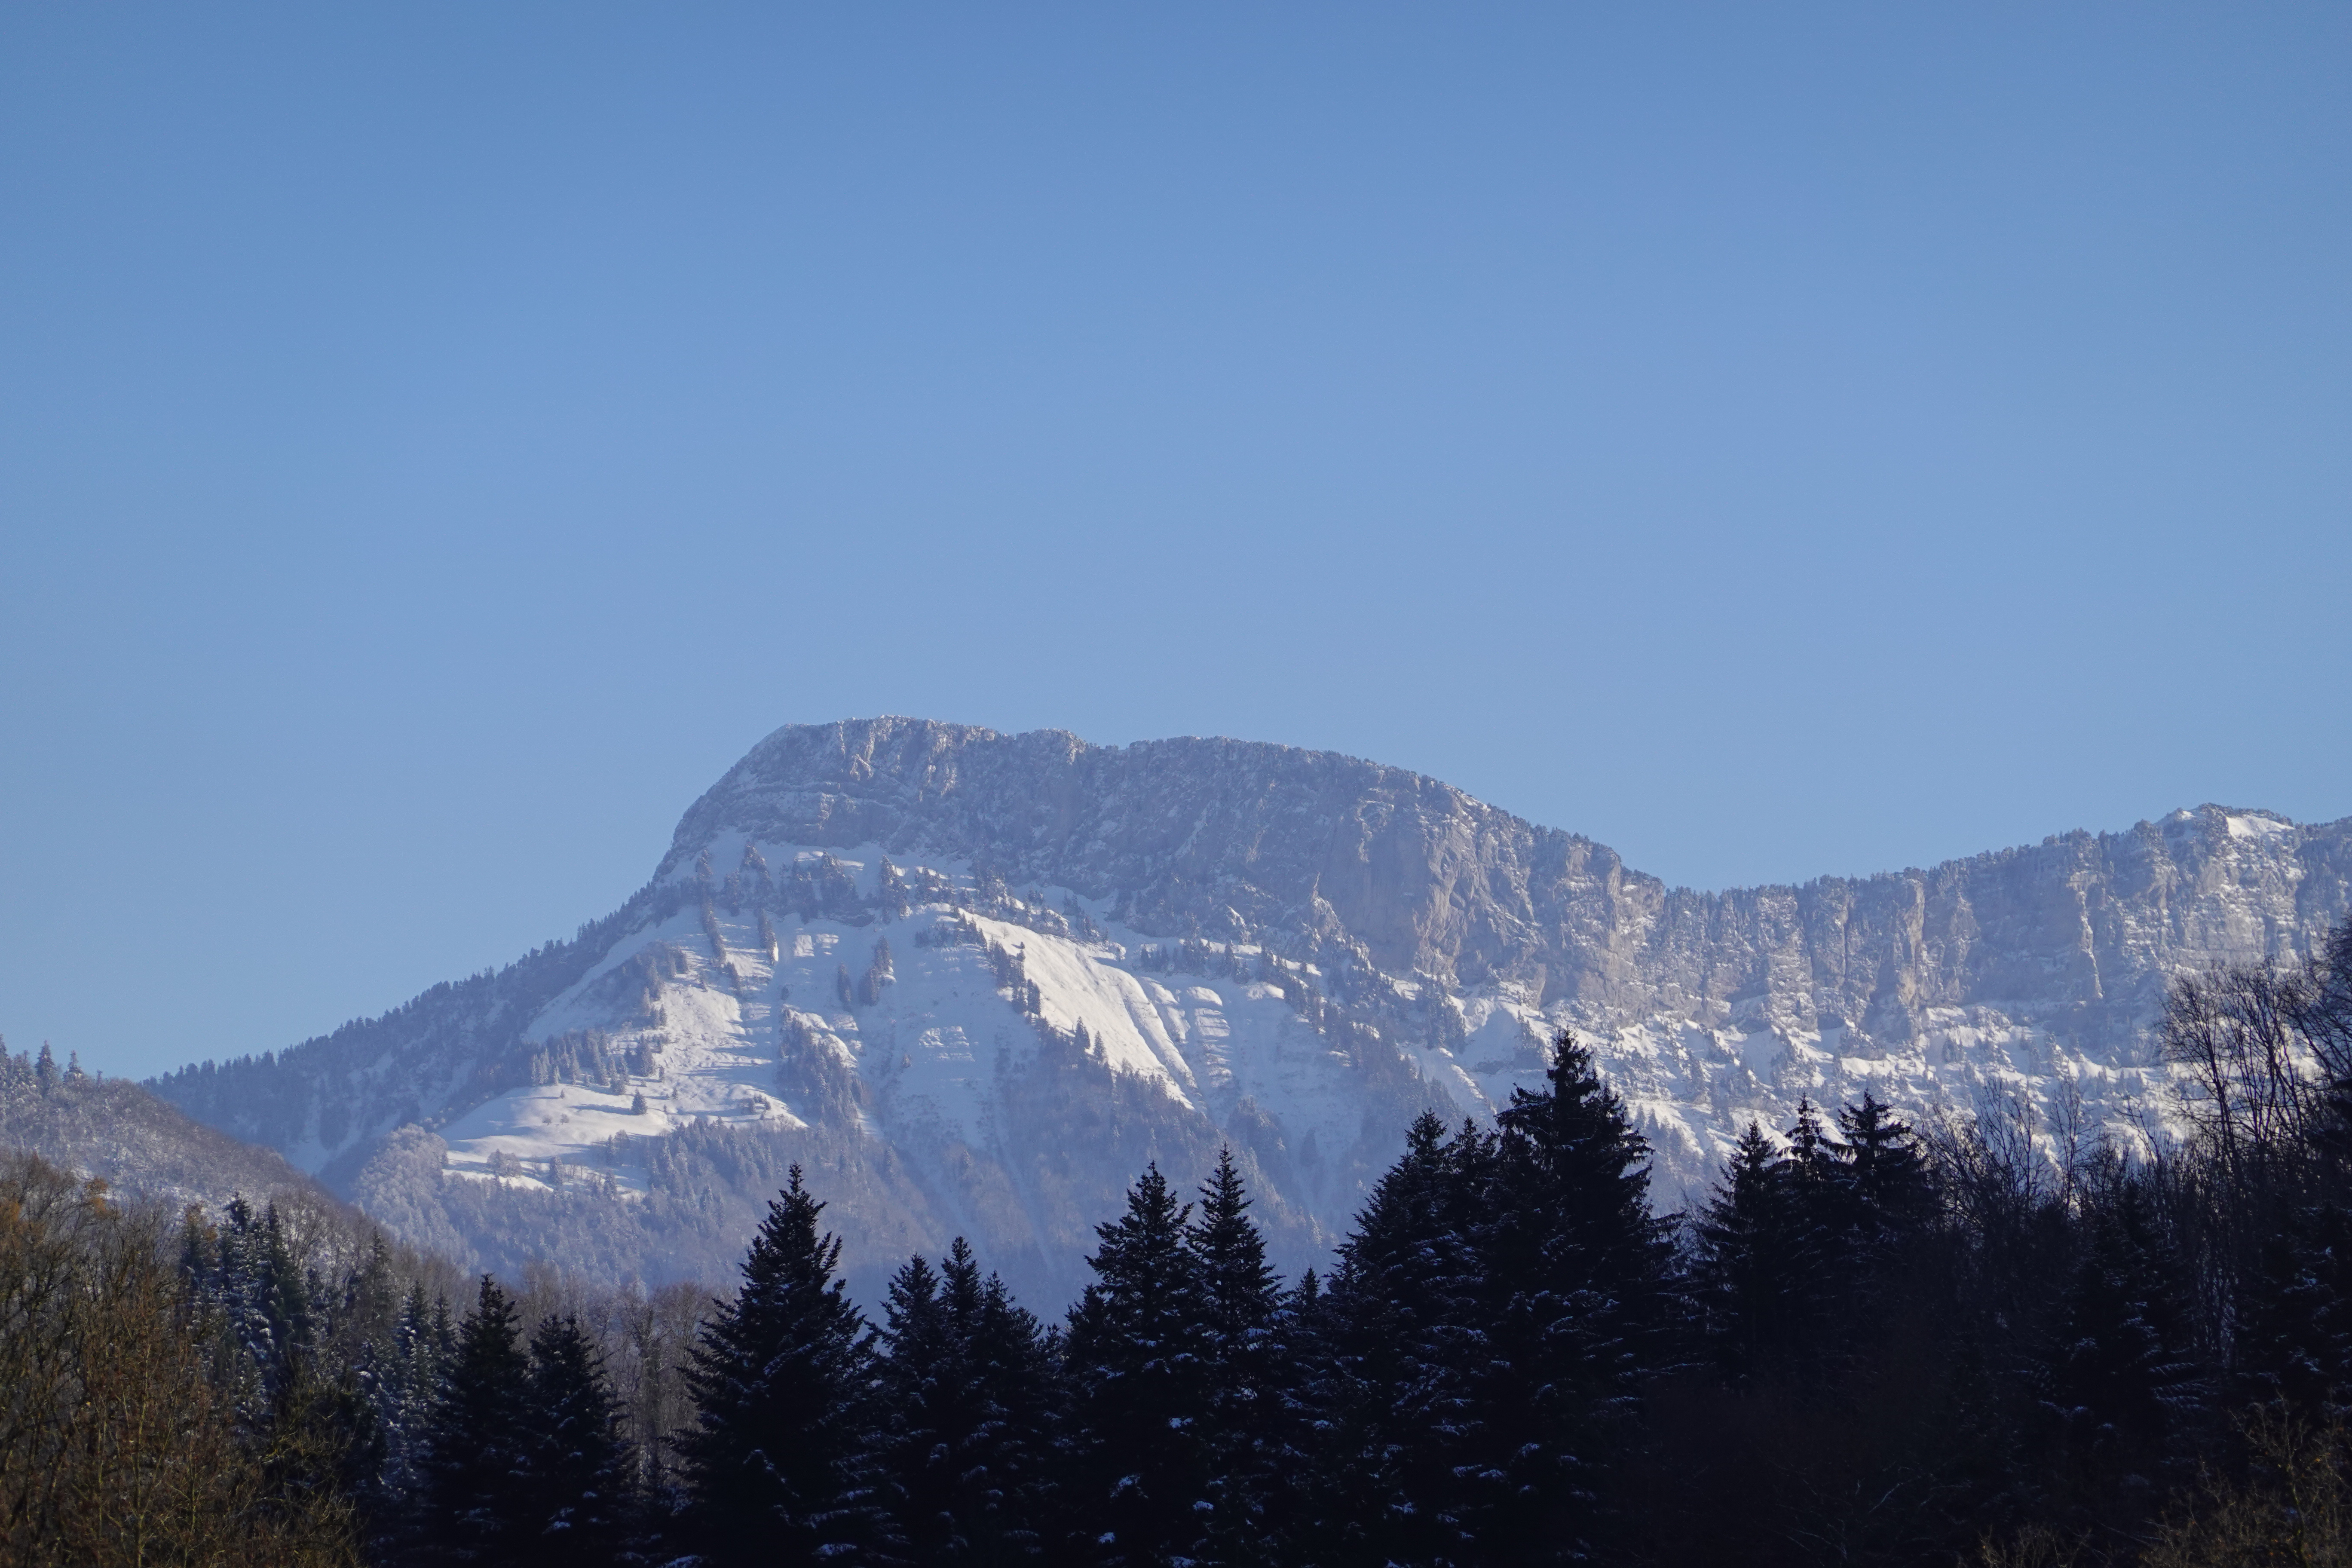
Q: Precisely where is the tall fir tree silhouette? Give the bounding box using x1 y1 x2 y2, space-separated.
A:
1189 1149 1286 1565
952 1241 1058 1560
870 1253 956 1565
680 1166 876 1565
870 1239 1054 1564
1313 1111 1494 1567
1061 1164 1210 1566
1476 1030 1680 1563
1838 1093 1932 1234
419 1276 536 1563
1694 1120 1806 1381
520 1313 636 1566
2040 1177 2206 1525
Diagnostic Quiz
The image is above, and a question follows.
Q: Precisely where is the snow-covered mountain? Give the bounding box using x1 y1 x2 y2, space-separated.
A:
152 717 2352 1303
2 1041 332 1215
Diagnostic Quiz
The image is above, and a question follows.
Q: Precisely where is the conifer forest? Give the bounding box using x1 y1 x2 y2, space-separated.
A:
7 921 2352 1567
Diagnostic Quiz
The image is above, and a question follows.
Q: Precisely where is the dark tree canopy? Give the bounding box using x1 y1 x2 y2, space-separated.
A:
680 1164 875 1566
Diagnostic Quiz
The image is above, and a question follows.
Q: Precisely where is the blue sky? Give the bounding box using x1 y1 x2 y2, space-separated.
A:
3 3 2346 1078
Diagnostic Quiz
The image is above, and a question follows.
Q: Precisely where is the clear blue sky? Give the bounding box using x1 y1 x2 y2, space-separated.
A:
3 4 2346 1078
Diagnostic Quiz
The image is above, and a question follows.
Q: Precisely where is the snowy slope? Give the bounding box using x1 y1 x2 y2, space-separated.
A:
2 1045 334 1216
151 719 2352 1300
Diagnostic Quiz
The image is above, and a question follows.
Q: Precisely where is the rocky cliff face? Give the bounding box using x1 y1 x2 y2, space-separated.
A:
152 718 2352 1303
677 719 2349 1033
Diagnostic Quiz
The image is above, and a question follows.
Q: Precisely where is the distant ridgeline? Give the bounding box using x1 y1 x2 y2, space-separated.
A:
0 1035 328 1213
149 717 2352 1303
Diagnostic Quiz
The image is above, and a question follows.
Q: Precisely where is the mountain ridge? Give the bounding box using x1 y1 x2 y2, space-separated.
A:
148 717 2352 1302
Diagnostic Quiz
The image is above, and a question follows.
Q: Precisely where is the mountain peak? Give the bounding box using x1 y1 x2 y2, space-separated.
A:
153 717 2352 1302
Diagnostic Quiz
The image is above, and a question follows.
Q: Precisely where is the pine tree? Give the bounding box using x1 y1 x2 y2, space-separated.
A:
1840 1093 1931 1225
1837 1092 1933 1272
1475 1030 1680 1562
2040 1179 2206 1520
1694 1121 1803 1380
959 1249 1057 1559
1267 1265 1326 1556
376 1281 450 1503
420 1276 537 1563
1061 1164 1211 1565
869 1242 1051 1565
1753 1100 1852 1381
2241 1200 2352 1414
1310 1112 1493 1568
187 1195 317 1409
680 1166 876 1565
520 1313 636 1566
870 1252 957 1562
1189 1149 1286 1563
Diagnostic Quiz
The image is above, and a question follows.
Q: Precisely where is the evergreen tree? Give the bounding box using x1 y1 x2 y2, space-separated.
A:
1188 1149 1286 1563
185 1195 317 1409
1781 1096 1847 1207
2039 1179 2206 1527
870 1253 957 1563
521 1313 635 1566
375 1281 450 1502
959 1250 1057 1556
680 1166 876 1565
1694 1121 1802 1380
1839 1093 1932 1231
1474 1030 1680 1562
2241 1200 2352 1415
1061 1164 1210 1565
420 1276 537 1563
1310 1112 1494 1568
869 1242 1051 1564
1270 1265 1325 1535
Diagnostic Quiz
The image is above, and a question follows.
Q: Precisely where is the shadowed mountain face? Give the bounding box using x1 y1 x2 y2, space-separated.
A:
152 718 2352 1304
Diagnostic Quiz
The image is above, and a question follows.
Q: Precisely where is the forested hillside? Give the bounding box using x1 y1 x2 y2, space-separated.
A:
18 918 2352 1564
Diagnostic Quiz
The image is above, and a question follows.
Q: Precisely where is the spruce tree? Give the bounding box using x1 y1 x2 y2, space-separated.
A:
2241 1201 2352 1414
2040 1181 2205 1524
870 1252 958 1563
1765 1100 1852 1379
1061 1164 1210 1565
1311 1112 1493 1568
1189 1149 1286 1563
1263 1266 1327 1561
1839 1093 1931 1230
377 1282 450 1502
959 1250 1057 1558
420 1277 537 1563
680 1166 876 1565
1474 1030 1679 1563
869 1241 1051 1564
521 1313 635 1566
1694 1121 1801 1380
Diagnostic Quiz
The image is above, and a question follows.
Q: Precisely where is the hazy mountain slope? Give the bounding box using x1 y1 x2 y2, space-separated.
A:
1 1041 330 1213
151 718 2352 1303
